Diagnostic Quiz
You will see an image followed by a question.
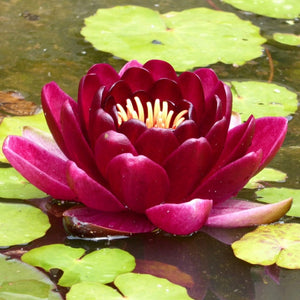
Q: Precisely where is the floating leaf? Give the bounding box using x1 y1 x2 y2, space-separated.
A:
67 273 193 300
232 223 300 269
273 33 300 46
0 202 50 247
256 187 300 217
81 6 266 71
230 81 298 121
0 254 62 300
0 167 47 199
223 0 300 19
22 244 136 287
0 113 49 162
244 168 287 189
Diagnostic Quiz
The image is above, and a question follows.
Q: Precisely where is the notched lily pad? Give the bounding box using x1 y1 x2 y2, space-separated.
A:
0 254 62 300
273 33 300 46
22 244 136 287
223 0 300 19
67 273 193 300
244 167 287 189
81 6 266 71
0 202 50 247
230 81 298 121
232 223 300 269
256 187 300 217
0 167 47 199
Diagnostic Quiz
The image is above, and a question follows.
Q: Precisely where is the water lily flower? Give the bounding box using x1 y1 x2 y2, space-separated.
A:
3 60 291 236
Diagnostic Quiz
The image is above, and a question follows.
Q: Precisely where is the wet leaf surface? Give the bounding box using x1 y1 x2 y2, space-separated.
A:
273 33 300 46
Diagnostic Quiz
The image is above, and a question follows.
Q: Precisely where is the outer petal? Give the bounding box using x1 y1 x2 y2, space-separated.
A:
191 151 262 203
87 63 120 88
118 60 143 77
146 199 213 235
66 161 125 212
3 136 75 199
63 207 155 236
106 153 170 214
143 59 178 81
246 117 288 173
135 128 179 165
205 198 292 227
163 137 213 203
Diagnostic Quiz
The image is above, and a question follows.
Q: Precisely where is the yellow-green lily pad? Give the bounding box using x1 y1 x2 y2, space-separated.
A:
232 223 300 269
67 273 193 300
256 187 300 217
0 167 47 199
22 244 136 287
0 254 62 300
0 202 50 247
244 168 287 189
230 81 298 121
273 33 300 46
223 0 300 19
0 113 49 163
81 6 266 71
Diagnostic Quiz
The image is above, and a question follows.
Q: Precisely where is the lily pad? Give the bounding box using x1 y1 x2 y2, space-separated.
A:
244 167 287 189
0 167 47 199
273 33 300 46
0 113 49 162
230 81 298 121
232 223 300 269
67 273 193 300
22 244 136 287
256 187 300 217
0 254 62 300
0 202 50 247
81 6 266 71
223 0 300 19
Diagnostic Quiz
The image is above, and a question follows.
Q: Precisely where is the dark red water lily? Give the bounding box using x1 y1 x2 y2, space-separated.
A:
3 60 291 235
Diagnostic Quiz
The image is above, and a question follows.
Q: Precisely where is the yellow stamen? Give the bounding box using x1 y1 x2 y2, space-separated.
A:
134 96 144 122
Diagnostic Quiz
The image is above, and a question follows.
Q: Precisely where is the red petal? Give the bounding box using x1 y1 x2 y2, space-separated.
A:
205 198 292 227
174 120 199 144
143 60 178 81
63 207 155 236
146 199 213 235
118 60 143 77
119 119 148 144
67 161 125 212
108 80 132 108
135 128 179 165
3 136 75 199
87 63 120 88
163 137 213 203
121 67 154 92
106 153 169 213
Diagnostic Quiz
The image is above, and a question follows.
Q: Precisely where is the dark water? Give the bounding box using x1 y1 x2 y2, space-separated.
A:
0 0 299 299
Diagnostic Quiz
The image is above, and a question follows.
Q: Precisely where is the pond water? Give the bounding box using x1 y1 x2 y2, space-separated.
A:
0 0 300 299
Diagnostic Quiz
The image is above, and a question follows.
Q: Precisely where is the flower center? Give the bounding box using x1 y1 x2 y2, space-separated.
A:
116 97 187 129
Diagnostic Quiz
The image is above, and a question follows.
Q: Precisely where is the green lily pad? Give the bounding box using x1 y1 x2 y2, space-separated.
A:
0 167 47 199
0 254 62 300
273 33 300 46
232 223 300 269
0 113 49 163
223 0 300 19
256 187 300 217
0 203 50 247
244 168 287 189
22 244 136 287
67 273 193 300
81 6 266 71
230 81 298 121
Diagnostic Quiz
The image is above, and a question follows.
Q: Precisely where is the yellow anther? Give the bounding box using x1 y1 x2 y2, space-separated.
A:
134 96 145 122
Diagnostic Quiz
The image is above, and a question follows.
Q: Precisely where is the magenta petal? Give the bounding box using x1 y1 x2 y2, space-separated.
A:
118 60 143 77
246 117 288 173
205 198 292 227
63 207 155 235
164 137 212 203
121 67 154 92
135 128 179 165
94 130 137 176
41 81 74 155
146 199 213 235
87 63 120 88
119 119 148 144
3 136 75 199
143 59 178 81
108 80 132 108
106 153 169 214
191 151 262 203
67 161 125 212
174 120 199 144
